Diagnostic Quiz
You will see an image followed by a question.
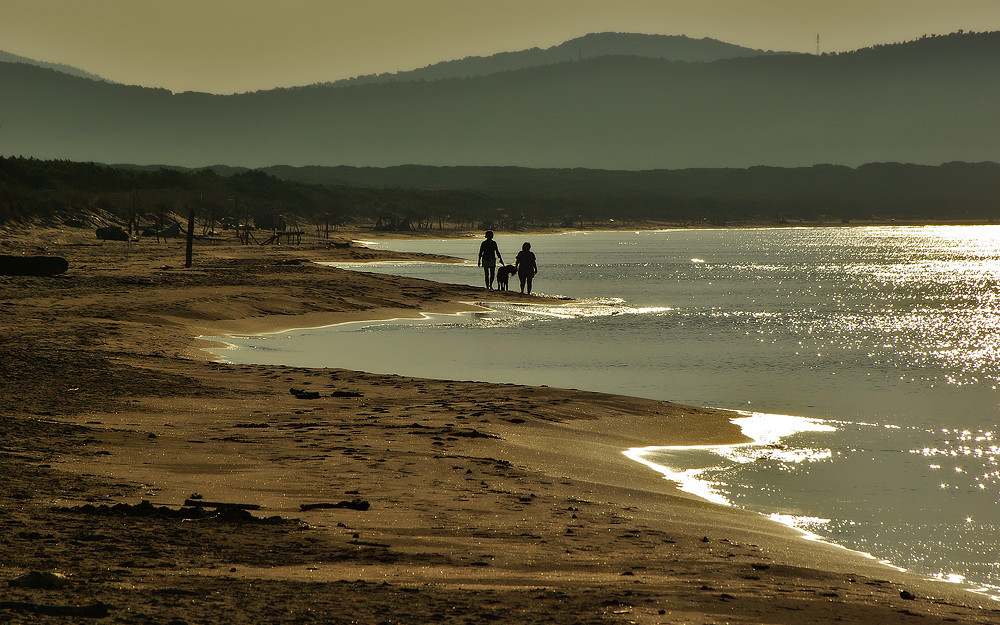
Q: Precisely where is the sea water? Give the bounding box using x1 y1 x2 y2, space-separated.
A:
207 227 1000 596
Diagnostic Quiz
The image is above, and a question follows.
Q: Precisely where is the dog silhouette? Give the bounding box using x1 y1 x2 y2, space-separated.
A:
496 264 517 291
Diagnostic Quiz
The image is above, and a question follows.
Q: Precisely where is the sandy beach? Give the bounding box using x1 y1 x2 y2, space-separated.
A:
2 224 998 624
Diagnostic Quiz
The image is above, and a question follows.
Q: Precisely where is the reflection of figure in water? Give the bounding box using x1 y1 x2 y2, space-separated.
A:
477 231 504 290
515 242 538 295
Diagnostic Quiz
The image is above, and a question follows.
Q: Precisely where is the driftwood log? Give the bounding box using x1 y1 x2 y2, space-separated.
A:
0 255 69 276
300 499 371 511
182 499 261 510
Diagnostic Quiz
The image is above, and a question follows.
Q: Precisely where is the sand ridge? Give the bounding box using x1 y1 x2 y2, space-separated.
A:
0 225 996 623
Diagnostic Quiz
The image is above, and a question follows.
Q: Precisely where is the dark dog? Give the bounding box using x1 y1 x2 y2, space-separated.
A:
496 264 517 291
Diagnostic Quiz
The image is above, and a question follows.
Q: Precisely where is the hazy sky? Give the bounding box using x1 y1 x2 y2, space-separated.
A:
3 0 1000 94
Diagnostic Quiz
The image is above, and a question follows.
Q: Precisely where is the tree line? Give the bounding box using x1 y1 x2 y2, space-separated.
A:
2 157 1000 231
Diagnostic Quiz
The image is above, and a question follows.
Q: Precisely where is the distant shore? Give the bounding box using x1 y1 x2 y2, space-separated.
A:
1 223 995 623
335 218 1000 243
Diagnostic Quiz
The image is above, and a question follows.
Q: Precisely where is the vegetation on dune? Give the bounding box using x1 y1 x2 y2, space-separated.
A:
0 157 490 231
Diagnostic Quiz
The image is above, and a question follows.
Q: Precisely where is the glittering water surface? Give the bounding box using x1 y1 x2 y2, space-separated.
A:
208 227 1000 595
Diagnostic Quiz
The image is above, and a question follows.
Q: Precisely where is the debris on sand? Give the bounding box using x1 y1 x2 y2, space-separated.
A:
56 500 287 524
331 390 364 397
0 600 110 618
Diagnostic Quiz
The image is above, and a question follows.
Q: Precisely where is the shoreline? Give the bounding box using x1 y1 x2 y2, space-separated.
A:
204 300 1000 603
192 246 997 602
202 234 1000 605
2 224 997 623
188 302 490 354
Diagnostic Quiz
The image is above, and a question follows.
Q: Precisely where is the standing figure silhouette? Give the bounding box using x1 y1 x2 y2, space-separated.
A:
477 231 503 290
515 242 538 295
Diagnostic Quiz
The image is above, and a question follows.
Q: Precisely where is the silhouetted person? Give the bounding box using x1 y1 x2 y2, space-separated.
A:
515 242 537 295
477 230 504 290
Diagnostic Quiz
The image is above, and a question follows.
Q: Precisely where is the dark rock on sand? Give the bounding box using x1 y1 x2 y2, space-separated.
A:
95 226 129 241
9 571 69 589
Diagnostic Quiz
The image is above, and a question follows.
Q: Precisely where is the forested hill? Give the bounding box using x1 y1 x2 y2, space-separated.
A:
317 32 787 87
2 31 999 169
0 49 107 82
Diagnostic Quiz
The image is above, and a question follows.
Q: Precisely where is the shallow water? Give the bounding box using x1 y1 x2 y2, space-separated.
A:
208 227 1000 596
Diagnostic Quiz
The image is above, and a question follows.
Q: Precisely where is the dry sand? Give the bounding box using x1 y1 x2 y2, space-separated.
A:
1 224 997 624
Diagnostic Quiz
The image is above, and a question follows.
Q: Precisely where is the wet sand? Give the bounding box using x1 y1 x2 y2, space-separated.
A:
1 224 997 623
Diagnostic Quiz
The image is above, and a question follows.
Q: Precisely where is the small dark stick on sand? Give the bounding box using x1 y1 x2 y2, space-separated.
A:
184 209 195 268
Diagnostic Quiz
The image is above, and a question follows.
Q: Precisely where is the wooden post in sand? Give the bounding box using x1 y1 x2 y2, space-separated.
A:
185 210 195 268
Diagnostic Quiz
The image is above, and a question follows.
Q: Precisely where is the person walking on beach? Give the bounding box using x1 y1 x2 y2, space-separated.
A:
477 230 504 290
515 242 538 295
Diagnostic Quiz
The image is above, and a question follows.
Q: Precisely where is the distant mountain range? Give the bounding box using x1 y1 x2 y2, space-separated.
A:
1 31 998 169
316 32 789 88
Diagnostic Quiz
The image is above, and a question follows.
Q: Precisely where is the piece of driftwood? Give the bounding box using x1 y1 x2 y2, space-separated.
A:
182 499 261 510
0 255 69 276
341 499 370 511
300 499 370 512
262 231 304 245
